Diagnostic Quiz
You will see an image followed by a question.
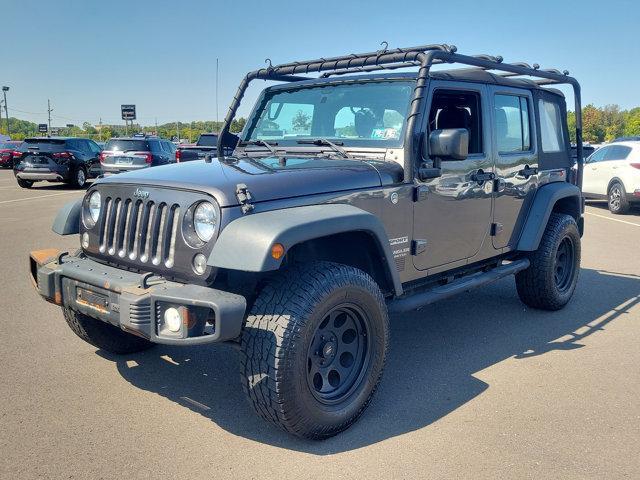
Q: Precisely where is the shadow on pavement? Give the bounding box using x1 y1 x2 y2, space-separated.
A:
97 268 640 453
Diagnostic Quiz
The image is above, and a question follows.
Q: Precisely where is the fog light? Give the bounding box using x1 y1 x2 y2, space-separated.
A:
193 253 207 275
164 307 182 332
81 232 89 249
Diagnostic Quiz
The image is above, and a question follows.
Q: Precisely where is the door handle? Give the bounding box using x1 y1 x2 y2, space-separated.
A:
518 165 538 178
471 169 495 184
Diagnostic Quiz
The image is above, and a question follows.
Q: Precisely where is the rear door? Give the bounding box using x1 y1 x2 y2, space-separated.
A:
489 86 537 249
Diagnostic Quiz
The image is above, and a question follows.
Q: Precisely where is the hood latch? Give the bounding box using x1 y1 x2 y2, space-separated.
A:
236 183 254 214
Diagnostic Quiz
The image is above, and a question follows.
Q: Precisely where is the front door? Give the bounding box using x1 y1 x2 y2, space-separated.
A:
489 86 538 249
582 146 609 196
412 81 493 271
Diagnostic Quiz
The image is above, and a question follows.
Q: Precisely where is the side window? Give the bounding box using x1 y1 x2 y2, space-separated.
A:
605 145 632 161
149 141 162 153
538 99 565 153
165 141 176 153
89 141 102 153
587 147 607 163
428 90 483 154
494 94 531 153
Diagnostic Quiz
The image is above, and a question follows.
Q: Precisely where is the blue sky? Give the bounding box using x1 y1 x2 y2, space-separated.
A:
3 0 639 127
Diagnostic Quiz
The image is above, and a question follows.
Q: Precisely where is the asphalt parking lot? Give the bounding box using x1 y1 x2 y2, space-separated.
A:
0 168 638 479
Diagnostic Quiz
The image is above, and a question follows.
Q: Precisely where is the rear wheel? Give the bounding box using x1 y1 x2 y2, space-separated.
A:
63 308 154 354
17 179 33 189
516 213 581 310
71 167 87 188
608 181 629 214
240 261 389 439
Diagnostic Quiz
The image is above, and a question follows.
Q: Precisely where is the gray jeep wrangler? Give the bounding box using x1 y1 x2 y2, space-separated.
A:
29 44 586 440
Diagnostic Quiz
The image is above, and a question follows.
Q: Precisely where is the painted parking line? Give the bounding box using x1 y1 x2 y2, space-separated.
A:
0 191 80 205
585 211 640 227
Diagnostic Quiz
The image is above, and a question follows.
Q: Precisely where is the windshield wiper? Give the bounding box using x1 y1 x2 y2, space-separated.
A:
241 139 279 155
297 138 350 158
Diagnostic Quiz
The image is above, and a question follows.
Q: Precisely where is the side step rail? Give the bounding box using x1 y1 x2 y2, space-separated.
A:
387 259 530 314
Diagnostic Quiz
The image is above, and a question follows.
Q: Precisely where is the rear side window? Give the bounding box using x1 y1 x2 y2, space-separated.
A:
149 141 163 153
538 99 565 153
605 145 632 161
20 139 66 152
494 95 530 153
104 139 150 152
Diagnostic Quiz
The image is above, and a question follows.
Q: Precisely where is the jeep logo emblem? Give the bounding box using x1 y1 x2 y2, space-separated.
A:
133 188 150 199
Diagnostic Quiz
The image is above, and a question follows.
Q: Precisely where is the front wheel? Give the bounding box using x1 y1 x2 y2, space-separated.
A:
516 213 581 310
240 261 389 439
17 178 33 189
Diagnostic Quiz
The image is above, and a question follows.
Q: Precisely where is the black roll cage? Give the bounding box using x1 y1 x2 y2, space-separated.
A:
217 44 583 188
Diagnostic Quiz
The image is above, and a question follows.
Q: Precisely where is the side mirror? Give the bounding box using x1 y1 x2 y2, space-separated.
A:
428 128 469 161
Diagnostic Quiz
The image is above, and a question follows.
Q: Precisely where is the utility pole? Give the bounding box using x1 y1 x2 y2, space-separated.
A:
176 121 180 142
2 86 10 136
215 58 219 127
99 117 103 142
155 117 158 136
47 99 53 136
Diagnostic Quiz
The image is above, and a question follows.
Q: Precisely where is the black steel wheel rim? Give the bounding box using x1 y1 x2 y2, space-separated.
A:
554 237 575 292
306 303 371 405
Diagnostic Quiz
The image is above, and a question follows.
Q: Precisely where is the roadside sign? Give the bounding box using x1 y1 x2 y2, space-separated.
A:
121 104 136 120
38 124 48 133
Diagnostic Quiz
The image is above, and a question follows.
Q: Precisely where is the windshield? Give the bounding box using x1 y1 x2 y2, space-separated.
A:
104 139 150 152
244 80 414 148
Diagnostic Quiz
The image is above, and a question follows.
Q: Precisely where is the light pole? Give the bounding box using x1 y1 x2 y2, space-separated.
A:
2 86 9 136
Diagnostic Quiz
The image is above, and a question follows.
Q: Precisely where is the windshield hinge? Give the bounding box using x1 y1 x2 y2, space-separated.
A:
236 183 254 214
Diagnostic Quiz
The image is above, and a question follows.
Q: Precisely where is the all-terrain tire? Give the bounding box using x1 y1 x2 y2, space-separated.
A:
63 308 154 354
608 181 630 214
516 213 581 310
17 179 33 188
240 261 389 440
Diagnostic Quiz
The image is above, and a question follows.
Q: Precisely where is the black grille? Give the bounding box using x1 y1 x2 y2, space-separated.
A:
99 197 180 269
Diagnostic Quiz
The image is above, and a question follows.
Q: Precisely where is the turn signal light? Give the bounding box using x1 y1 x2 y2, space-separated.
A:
271 243 285 260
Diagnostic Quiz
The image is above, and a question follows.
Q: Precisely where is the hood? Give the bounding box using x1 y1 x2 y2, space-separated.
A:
97 155 399 207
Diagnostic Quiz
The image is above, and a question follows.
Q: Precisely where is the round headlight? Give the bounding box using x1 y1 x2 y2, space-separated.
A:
193 202 217 242
88 191 101 223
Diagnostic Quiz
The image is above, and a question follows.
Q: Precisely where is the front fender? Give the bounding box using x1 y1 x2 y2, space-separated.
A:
52 199 82 235
208 204 402 295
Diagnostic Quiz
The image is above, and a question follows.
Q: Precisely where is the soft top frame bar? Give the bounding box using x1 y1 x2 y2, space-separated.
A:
218 43 583 188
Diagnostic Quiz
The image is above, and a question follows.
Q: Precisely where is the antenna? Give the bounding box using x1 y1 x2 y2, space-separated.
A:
216 58 219 127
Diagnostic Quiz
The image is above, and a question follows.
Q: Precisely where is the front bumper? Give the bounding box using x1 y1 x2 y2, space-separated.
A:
29 250 246 345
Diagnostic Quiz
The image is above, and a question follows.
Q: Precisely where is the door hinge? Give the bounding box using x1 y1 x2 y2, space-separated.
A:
411 239 428 255
413 185 429 202
235 183 254 214
491 222 504 236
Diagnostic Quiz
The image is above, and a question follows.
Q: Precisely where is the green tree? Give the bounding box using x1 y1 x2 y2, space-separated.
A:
291 110 311 132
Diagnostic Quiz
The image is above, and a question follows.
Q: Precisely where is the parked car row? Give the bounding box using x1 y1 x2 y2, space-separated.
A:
7 132 235 189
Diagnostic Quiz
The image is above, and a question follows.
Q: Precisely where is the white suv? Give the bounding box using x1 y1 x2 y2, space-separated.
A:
583 141 640 214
